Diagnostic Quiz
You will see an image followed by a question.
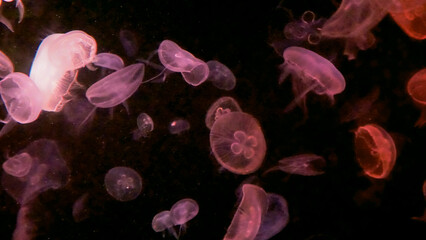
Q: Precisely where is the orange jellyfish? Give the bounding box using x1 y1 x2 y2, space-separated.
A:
210 112 267 175
224 184 268 240
407 68 426 126
354 124 397 179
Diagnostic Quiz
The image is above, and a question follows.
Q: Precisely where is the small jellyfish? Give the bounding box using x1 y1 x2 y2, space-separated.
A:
354 124 397 179
255 193 289 240
205 96 242 129
224 184 268 240
29 30 97 112
406 68 426 126
264 154 326 176
283 10 326 45
279 46 345 115
119 29 139 57
1 139 70 205
0 50 14 78
170 198 199 230
104 166 142 201
321 0 387 59
152 210 178 239
2 152 32 177
132 112 154 140
169 118 190 134
92 52 125 71
158 40 209 86
72 193 90 222
206 60 236 90
210 112 266 175
0 72 43 124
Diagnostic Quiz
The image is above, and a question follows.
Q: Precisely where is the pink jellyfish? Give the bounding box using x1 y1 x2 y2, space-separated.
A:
279 46 345 115
104 166 143 202
205 96 242 129
0 50 14 78
210 112 266 175
0 0 24 32
406 68 426 126
264 153 326 176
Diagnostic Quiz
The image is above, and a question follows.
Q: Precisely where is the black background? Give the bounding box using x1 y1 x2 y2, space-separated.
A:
0 0 425 239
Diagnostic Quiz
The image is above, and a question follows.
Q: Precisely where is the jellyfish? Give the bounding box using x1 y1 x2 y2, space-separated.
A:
152 210 178 239
279 46 345 115
119 29 139 57
224 184 268 240
158 40 209 86
1 139 70 205
170 198 199 234
205 96 243 129
29 30 97 112
169 118 190 134
12 205 35 240
210 112 266 175
104 166 142 202
255 193 289 240
0 50 14 78
0 0 24 32
321 0 388 59
264 154 326 176
206 60 236 90
132 112 154 140
0 72 43 124
92 52 125 71
283 10 326 45
354 124 397 179
72 193 90 223
406 68 426 126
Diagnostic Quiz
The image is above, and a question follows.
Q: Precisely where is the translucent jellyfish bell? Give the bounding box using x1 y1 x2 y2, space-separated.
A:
0 72 43 124
407 68 426 126
205 96 242 129
210 112 266 175
284 10 326 45
321 0 387 59
158 40 209 86
0 50 14 78
354 124 397 179
92 52 125 71
170 198 199 226
104 166 142 201
255 193 289 240
29 30 97 112
206 60 236 90
169 118 190 134
280 46 345 114
1 139 70 205
264 153 326 176
152 210 178 239
224 184 268 240
132 112 154 140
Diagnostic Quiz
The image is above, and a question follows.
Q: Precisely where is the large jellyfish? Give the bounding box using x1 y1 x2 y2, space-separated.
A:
104 166 143 202
224 184 268 240
321 0 388 59
210 112 266 175
406 68 426 126
29 30 97 112
1 139 70 205
354 124 397 179
279 46 345 115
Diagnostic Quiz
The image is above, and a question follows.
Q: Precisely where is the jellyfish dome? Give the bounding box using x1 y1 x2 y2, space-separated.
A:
280 46 345 113
210 112 266 175
0 50 14 78
406 68 426 126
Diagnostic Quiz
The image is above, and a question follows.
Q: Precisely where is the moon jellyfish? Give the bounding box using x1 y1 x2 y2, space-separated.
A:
169 118 190 134
86 63 144 108
354 124 397 179
206 60 236 90
406 68 426 126
1 139 70 205
0 72 43 124
158 40 209 86
280 46 345 114
152 210 178 239
104 166 142 201
29 30 97 112
264 154 326 176
92 53 125 71
210 112 266 175
170 198 199 227
120 29 139 57
132 112 154 140
255 193 289 240
2 152 32 177
205 96 242 129
224 184 268 240
284 10 326 45
0 50 14 78
0 0 24 32
321 0 387 60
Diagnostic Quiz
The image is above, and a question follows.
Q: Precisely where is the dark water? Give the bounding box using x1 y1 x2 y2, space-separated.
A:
0 0 425 239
